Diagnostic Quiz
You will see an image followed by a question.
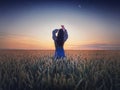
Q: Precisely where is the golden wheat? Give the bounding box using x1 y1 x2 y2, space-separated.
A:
0 50 120 90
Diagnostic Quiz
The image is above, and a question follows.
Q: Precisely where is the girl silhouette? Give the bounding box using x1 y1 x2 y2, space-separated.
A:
52 25 68 59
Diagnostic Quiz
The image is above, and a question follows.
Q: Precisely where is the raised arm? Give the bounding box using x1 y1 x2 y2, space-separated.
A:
64 29 68 41
52 29 58 41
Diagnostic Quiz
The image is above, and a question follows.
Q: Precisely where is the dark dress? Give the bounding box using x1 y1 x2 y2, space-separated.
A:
52 29 68 59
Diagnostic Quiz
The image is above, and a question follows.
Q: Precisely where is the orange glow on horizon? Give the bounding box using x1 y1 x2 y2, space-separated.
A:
0 35 119 50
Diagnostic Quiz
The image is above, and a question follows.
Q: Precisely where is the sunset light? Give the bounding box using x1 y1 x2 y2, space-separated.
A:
0 0 120 50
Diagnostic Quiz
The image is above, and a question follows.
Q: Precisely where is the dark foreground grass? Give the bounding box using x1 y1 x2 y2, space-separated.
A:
0 50 120 90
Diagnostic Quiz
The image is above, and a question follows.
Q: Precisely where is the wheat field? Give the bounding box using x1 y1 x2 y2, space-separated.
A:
0 50 120 90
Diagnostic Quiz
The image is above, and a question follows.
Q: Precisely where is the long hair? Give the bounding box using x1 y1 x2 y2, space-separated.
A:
56 29 64 47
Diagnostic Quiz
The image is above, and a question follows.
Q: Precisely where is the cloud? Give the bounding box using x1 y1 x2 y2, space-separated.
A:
69 43 120 50
0 32 42 42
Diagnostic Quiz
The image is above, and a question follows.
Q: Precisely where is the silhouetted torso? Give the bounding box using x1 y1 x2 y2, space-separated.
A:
52 29 68 59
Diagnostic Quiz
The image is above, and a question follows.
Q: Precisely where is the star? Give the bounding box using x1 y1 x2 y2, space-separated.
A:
78 4 81 8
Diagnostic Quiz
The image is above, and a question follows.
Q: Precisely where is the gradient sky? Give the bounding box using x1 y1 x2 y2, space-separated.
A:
0 0 120 50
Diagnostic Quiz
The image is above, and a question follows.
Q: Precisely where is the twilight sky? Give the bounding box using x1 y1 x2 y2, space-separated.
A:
0 0 120 50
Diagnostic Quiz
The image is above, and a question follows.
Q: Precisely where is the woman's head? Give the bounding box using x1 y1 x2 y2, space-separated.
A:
57 29 64 47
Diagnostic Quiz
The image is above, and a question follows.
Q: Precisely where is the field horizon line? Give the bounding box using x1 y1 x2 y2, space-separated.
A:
0 49 119 51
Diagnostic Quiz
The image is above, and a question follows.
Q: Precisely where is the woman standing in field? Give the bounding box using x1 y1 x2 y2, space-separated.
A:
52 25 68 59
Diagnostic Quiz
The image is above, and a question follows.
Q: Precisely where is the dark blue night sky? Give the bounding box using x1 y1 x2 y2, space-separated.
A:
0 0 120 50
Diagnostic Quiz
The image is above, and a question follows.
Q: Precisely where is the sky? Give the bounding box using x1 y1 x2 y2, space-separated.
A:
0 0 120 50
